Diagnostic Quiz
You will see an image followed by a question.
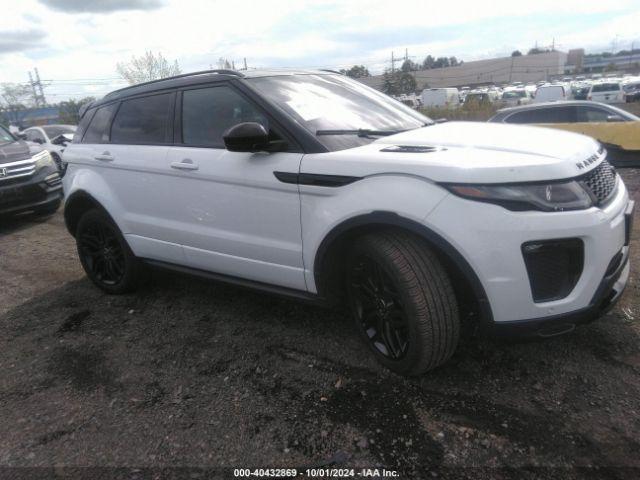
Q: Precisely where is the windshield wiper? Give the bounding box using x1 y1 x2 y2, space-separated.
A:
315 128 407 138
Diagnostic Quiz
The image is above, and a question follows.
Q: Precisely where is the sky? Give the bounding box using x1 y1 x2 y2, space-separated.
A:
1 0 640 102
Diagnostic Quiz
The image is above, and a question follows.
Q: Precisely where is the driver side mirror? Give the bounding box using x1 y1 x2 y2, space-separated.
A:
606 115 624 123
32 137 44 144
223 122 270 152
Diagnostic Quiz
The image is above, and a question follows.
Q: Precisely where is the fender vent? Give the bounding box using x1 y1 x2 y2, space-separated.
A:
380 145 445 153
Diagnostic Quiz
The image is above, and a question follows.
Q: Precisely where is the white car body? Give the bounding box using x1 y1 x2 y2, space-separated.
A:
61 70 633 371
421 88 459 108
534 84 568 103
588 82 624 104
22 125 76 169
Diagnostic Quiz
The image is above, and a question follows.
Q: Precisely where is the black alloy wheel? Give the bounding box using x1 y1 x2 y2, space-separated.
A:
78 219 125 286
348 254 410 360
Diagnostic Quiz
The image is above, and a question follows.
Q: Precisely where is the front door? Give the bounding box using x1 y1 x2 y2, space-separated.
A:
163 83 306 291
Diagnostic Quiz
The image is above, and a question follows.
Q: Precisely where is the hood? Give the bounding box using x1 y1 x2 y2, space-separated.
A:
302 122 603 184
0 139 32 166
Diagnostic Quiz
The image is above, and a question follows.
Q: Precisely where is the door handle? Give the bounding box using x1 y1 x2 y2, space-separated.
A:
94 151 114 162
170 159 199 171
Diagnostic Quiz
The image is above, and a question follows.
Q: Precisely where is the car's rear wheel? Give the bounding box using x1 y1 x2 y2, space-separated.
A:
76 209 144 294
346 231 460 375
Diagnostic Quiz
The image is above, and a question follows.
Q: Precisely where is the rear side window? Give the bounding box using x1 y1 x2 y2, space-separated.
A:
181 86 268 147
111 93 173 144
75 108 95 142
576 106 613 123
507 106 575 124
83 104 117 144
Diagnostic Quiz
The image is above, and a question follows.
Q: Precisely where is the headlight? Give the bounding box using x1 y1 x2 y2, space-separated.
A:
33 150 55 169
445 180 594 212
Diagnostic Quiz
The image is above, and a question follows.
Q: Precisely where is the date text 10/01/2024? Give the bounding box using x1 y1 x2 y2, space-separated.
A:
233 468 400 477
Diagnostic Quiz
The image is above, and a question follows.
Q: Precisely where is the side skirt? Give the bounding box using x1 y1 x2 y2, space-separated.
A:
142 259 329 306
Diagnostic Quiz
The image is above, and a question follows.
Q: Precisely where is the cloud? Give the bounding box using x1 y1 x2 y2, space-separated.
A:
38 0 166 13
0 29 47 53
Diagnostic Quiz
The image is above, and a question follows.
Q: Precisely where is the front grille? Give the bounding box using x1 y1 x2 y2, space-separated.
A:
522 238 584 302
0 159 37 183
582 159 617 205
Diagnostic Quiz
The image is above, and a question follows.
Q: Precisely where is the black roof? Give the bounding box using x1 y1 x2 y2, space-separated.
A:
89 68 339 110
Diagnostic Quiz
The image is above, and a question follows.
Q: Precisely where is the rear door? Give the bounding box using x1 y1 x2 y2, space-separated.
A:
87 92 183 263
162 82 306 290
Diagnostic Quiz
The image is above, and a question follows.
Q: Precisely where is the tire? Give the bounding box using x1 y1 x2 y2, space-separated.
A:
75 209 145 294
35 199 61 216
346 230 460 375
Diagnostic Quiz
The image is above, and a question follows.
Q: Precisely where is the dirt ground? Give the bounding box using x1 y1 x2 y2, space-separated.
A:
1 172 640 480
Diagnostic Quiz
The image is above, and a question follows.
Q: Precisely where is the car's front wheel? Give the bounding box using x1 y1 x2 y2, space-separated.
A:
346 231 460 375
75 209 144 294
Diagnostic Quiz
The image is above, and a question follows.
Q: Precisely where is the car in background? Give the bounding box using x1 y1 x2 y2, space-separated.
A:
588 82 624 104
0 124 63 217
464 91 497 105
533 84 568 103
623 82 640 103
421 88 459 108
571 84 590 100
19 124 77 170
489 101 640 166
499 88 532 107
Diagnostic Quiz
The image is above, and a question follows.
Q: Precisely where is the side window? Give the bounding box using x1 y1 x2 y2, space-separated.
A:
181 86 269 147
33 130 46 143
507 107 574 124
111 93 173 144
75 108 95 142
83 103 117 144
576 106 611 123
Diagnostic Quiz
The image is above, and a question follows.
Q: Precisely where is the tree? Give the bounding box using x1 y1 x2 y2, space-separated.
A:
381 70 417 95
400 60 419 73
511 50 522 57
422 55 435 70
339 65 371 78
397 72 416 94
58 97 96 125
116 51 181 85
0 83 34 126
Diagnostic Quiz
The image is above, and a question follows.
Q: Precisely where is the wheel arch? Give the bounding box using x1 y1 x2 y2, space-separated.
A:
64 190 115 237
313 211 493 323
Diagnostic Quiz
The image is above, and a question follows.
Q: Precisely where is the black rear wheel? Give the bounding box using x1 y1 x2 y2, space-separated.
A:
347 231 460 375
76 209 144 294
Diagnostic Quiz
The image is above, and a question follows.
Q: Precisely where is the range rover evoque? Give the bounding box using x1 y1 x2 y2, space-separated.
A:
1 124 62 217
62 70 633 375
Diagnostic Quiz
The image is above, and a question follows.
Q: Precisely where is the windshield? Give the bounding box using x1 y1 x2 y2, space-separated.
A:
247 74 431 151
502 91 526 99
0 125 15 144
42 125 77 138
592 83 620 92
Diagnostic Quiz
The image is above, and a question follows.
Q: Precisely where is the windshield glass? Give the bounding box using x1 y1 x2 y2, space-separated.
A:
43 125 77 138
592 83 620 92
502 91 526 99
0 125 15 144
247 74 431 151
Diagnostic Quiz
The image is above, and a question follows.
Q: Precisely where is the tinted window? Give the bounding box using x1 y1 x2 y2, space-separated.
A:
507 106 575 124
576 106 612 123
26 129 45 142
75 109 96 142
111 93 173 144
182 86 268 147
591 83 621 93
83 104 117 143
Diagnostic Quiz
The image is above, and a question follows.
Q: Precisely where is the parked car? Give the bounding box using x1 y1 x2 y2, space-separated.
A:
499 88 532 107
63 70 632 375
623 82 640 103
19 124 77 170
421 88 459 108
571 85 590 100
0 123 63 217
588 82 624 104
464 91 495 105
489 101 640 166
533 84 568 102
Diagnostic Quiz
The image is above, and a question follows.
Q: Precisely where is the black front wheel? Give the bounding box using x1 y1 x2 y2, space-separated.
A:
76 209 144 294
347 231 460 375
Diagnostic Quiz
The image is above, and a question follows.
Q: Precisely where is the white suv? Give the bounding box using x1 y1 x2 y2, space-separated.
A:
62 70 633 375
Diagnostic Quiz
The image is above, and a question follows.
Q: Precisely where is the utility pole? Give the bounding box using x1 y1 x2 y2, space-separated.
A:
243 57 248 70
27 68 46 107
390 51 401 73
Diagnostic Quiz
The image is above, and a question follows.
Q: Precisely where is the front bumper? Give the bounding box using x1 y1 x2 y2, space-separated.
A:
0 167 63 216
427 176 632 326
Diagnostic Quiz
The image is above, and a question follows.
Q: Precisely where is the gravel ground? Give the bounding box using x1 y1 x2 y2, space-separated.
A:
1 171 640 479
